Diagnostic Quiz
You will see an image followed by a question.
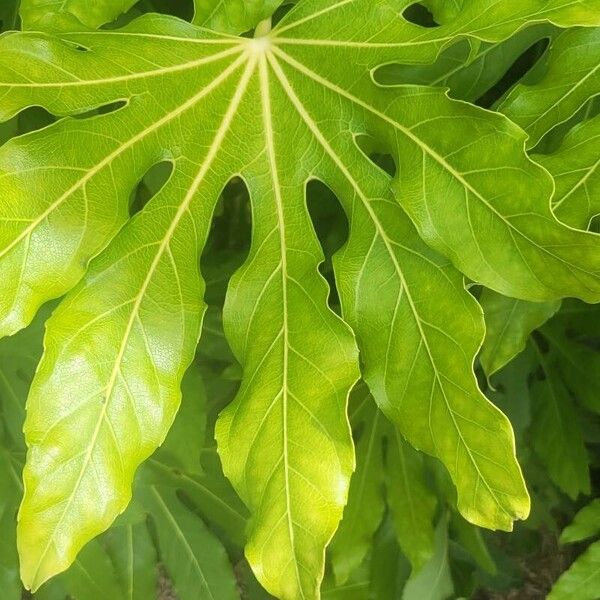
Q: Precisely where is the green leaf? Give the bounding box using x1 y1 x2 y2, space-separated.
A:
193 1 284 34
541 310 600 414
402 517 453 600
500 27 600 149
450 513 496 575
20 0 140 31
548 540 600 600
536 113 600 230
368 519 411 600
330 404 385 585
529 344 590 499
61 539 125 600
156 362 206 475
334 194 529 530
479 289 560 377
378 24 557 103
142 485 239 600
561 500 600 544
21 0 285 34
104 522 158 600
0 448 21 600
5 1 599 593
386 428 437 573
382 90 600 303
0 303 49 449
0 0 19 31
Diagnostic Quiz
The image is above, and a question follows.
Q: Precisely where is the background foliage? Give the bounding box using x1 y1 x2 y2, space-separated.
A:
0 0 599 599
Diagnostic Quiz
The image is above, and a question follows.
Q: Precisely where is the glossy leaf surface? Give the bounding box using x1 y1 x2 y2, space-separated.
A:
1 1 599 597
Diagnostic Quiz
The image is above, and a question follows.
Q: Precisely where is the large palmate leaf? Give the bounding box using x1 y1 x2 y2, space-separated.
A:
1 1 600 597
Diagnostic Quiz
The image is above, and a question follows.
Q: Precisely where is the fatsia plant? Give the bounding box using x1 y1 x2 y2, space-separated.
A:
0 1 600 599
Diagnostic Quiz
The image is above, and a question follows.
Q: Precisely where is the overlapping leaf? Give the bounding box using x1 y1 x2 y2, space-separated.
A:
479 289 560 377
537 114 600 230
501 27 600 148
20 0 282 33
1 1 599 598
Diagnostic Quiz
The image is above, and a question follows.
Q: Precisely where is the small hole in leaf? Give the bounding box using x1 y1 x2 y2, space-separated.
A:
60 39 91 52
272 3 296 27
355 134 397 178
306 181 349 314
402 3 439 28
72 100 128 120
11 107 56 136
129 160 174 217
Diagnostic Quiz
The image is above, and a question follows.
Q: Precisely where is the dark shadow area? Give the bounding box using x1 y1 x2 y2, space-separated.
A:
129 160 174 216
402 3 439 28
476 37 550 108
355 134 397 178
306 180 349 313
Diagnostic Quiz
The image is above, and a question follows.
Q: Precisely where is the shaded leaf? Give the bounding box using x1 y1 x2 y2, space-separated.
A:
561 499 600 544
537 113 600 230
500 28 600 148
330 404 385 585
402 517 453 600
529 346 590 499
387 428 437 573
548 540 600 600
142 485 239 600
479 289 560 377
105 522 158 600
61 539 124 600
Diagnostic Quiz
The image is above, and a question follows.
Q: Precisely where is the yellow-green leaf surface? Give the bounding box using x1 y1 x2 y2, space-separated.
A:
500 27 600 149
538 113 600 230
2 1 599 597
